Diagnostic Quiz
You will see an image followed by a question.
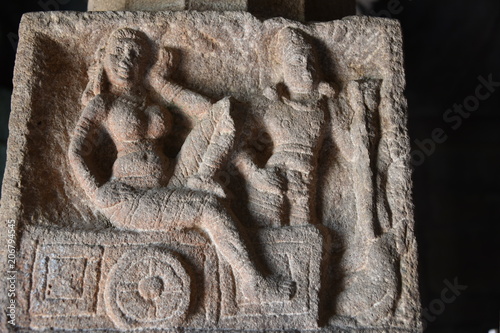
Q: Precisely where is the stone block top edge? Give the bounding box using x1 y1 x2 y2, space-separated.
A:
17 11 403 35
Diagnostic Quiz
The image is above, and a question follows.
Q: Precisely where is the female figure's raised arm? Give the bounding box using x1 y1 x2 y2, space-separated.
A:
149 48 212 120
160 80 212 120
68 95 108 200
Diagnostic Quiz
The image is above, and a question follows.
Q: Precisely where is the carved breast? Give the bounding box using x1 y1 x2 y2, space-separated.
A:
108 97 170 143
106 96 172 187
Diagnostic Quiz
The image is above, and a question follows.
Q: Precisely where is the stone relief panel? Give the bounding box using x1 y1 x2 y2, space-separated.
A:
0 11 420 332
30 244 102 317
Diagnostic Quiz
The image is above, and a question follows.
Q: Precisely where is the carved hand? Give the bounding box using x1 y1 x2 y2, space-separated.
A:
95 181 137 208
149 47 173 89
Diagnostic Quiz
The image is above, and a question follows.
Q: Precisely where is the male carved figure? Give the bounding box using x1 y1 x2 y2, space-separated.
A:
237 27 335 226
69 28 295 302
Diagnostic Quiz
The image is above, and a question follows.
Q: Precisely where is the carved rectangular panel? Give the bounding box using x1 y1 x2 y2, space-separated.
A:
1 11 420 332
219 226 323 329
18 226 220 330
30 244 102 317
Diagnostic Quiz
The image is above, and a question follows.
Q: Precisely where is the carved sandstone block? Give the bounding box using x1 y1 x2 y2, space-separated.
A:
0 11 421 332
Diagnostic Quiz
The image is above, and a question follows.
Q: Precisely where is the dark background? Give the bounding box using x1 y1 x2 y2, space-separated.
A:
0 0 499 332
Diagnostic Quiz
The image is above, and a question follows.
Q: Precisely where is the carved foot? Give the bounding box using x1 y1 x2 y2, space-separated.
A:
243 276 297 303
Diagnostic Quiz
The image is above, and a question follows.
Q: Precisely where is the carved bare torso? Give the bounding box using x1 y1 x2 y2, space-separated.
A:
106 94 172 188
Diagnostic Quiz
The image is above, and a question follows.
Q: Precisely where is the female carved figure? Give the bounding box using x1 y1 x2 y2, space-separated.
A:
69 28 295 302
237 27 335 226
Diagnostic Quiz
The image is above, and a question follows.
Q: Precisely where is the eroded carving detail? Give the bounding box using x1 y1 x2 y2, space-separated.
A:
236 27 335 227
30 244 102 317
68 28 296 312
3 11 420 332
104 248 191 329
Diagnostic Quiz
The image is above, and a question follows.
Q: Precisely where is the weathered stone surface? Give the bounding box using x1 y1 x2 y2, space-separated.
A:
0 11 421 332
89 0 248 12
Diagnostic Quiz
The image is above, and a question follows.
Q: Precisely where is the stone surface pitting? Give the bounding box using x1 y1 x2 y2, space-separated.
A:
0 11 421 332
88 0 248 12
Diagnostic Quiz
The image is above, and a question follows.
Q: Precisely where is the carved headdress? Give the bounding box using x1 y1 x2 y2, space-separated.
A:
271 26 313 67
265 27 321 98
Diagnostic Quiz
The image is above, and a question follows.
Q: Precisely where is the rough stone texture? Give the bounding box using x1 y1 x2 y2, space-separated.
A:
89 0 248 12
88 0 355 22
0 11 421 332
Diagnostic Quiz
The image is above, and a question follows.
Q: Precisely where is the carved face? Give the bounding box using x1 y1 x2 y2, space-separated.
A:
105 37 146 87
274 28 320 97
282 46 318 96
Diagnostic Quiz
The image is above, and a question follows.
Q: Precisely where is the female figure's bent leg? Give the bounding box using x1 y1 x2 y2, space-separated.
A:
198 195 296 302
98 185 295 301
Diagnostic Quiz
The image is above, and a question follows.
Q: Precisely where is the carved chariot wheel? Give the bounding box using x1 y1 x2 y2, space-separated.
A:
104 247 191 329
